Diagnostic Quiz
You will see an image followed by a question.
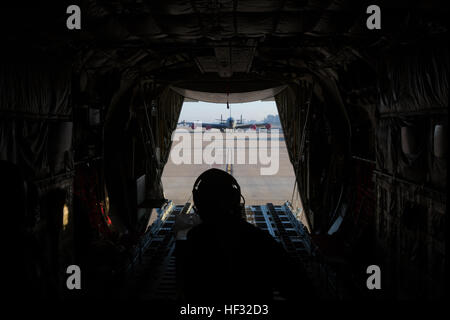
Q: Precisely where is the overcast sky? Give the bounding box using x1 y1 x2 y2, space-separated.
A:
178 101 278 123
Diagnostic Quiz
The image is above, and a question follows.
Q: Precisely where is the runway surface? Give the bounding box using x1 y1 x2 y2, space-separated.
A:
161 129 296 205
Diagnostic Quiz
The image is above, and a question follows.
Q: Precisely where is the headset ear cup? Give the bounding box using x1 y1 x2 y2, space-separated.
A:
238 204 244 218
193 191 200 213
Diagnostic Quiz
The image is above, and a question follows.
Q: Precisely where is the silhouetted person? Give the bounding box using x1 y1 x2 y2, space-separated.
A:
177 168 313 303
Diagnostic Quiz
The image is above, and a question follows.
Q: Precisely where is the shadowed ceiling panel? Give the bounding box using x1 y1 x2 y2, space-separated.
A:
171 85 287 103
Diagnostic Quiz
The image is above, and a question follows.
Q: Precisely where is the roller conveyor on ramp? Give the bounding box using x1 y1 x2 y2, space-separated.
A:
123 201 341 300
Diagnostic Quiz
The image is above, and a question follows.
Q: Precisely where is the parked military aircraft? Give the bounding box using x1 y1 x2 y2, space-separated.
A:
178 114 272 132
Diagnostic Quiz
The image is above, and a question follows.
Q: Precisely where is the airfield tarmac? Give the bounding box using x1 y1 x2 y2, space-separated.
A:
161 128 296 205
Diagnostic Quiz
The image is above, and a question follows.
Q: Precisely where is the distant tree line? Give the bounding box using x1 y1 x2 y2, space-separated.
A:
264 114 280 124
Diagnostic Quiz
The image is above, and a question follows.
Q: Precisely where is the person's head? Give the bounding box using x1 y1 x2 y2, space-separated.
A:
192 168 244 222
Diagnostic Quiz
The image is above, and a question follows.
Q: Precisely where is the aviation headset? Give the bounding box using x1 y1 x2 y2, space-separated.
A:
192 168 245 219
